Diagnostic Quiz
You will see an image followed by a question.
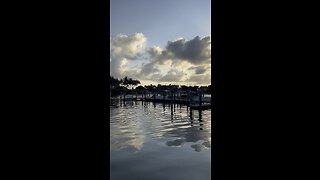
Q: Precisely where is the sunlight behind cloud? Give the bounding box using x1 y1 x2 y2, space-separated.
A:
110 34 211 85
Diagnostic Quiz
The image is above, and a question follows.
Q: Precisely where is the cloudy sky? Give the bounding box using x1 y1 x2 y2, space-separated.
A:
110 0 211 86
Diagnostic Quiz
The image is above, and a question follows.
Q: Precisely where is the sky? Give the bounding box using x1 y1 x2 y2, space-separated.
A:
110 0 211 86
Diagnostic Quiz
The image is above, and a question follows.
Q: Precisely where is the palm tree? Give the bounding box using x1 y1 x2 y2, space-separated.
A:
120 76 140 90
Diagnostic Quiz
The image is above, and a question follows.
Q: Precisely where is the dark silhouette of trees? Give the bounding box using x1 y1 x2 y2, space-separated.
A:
110 76 142 96
110 76 120 87
207 85 211 94
109 76 211 97
120 76 141 90
135 85 145 94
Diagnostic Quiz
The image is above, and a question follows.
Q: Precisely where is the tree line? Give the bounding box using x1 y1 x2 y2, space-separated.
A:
110 76 141 96
110 76 211 96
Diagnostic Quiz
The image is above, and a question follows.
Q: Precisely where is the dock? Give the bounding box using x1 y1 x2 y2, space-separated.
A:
115 89 212 110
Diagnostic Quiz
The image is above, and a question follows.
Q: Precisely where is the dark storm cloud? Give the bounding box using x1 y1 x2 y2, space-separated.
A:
166 36 211 64
147 47 172 65
147 36 211 66
137 35 211 82
188 66 207 74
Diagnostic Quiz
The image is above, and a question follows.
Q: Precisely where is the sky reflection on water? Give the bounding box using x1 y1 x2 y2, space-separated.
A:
110 99 211 180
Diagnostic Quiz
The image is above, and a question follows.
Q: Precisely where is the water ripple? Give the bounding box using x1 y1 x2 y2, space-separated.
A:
110 99 211 152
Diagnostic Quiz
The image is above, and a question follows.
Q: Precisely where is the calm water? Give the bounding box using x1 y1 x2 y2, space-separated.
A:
110 99 211 180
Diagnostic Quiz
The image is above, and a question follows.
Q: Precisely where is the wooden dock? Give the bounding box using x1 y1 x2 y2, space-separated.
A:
115 89 212 110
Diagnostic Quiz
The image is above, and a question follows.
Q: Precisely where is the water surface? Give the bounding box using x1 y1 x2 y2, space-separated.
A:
110 99 211 180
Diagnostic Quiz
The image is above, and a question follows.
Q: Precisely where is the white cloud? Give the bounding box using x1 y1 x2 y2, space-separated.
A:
110 33 147 78
110 34 211 85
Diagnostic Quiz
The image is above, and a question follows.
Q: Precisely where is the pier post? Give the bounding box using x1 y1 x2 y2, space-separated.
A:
163 91 165 102
189 91 193 105
174 92 176 110
189 109 193 123
179 91 182 108
187 91 189 106
162 91 165 108
135 90 137 100
199 90 202 107
178 91 181 109
142 90 144 100
187 91 190 111
171 103 173 122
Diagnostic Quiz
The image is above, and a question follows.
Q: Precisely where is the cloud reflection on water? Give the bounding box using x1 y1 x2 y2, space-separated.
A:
110 99 211 152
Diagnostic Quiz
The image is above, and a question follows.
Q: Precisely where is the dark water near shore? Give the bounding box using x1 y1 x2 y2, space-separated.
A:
110 99 211 180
